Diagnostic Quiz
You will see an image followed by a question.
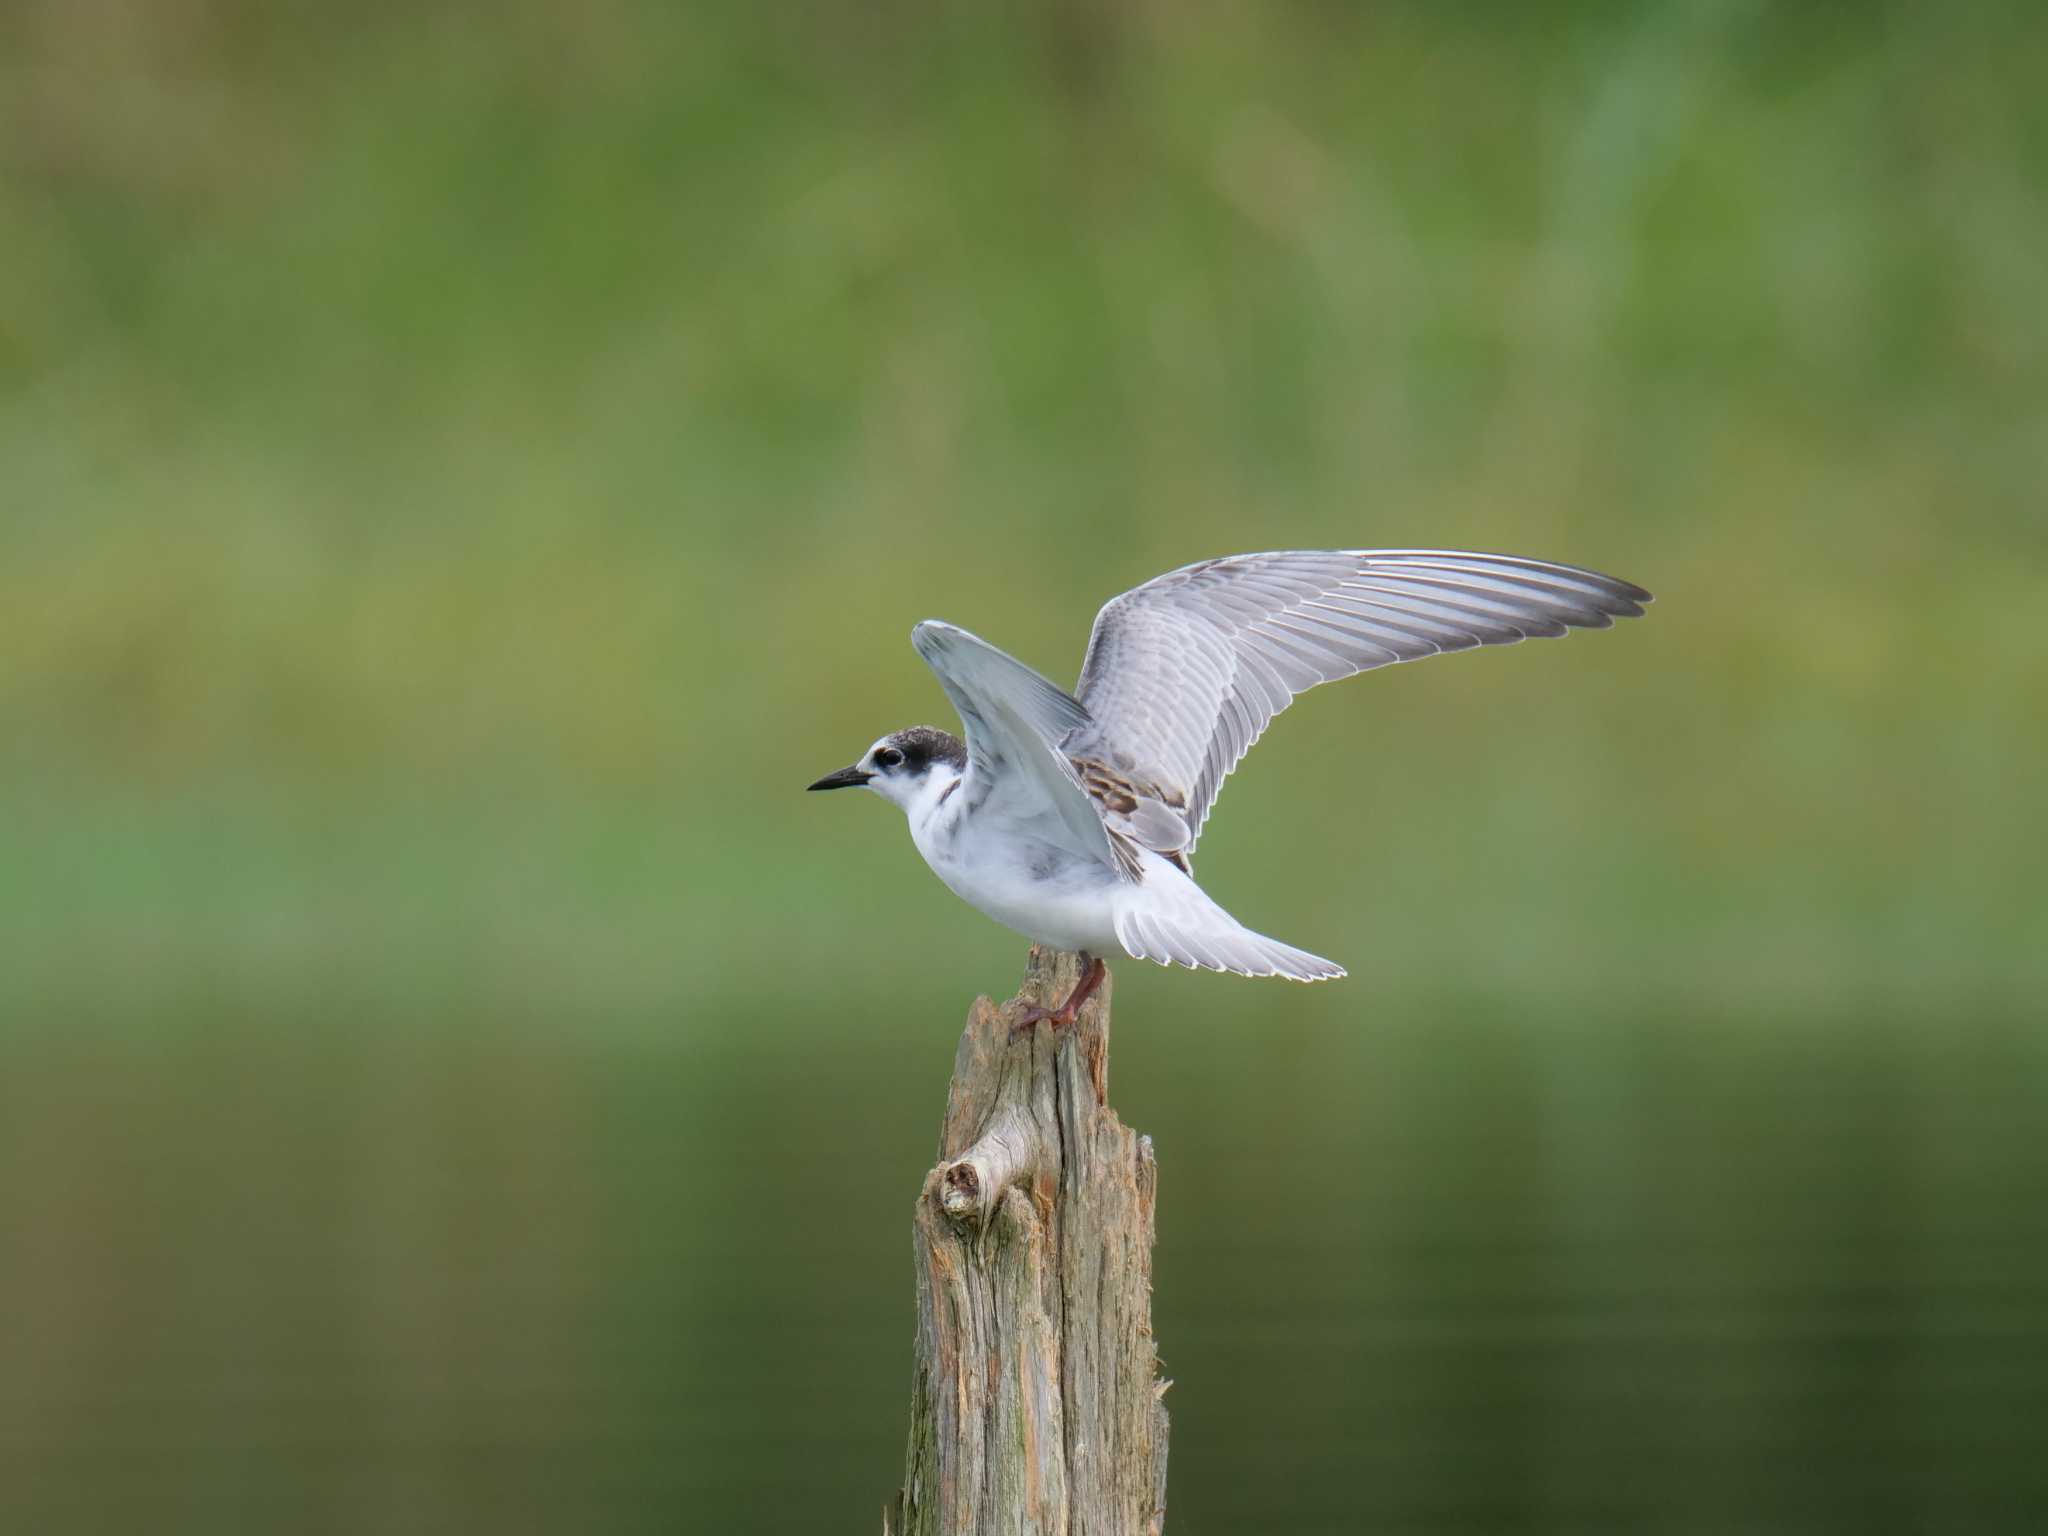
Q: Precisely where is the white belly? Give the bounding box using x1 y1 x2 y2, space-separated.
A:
912 815 1124 954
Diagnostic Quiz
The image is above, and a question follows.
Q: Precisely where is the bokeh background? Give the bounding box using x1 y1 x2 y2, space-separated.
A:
5 1 2046 1531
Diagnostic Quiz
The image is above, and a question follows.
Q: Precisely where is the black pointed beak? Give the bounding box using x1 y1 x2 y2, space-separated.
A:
807 764 873 792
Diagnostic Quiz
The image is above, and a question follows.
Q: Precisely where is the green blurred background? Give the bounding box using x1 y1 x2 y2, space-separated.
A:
4 0 2046 1530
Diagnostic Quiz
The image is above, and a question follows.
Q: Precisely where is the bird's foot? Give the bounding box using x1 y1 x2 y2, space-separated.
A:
1009 956 1107 1037
1008 1003 1056 1037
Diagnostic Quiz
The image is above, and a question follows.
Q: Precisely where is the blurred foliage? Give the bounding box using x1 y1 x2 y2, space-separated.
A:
2 0 2045 1531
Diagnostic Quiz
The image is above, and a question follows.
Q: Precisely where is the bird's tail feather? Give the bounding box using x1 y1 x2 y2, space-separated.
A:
1113 887 1345 982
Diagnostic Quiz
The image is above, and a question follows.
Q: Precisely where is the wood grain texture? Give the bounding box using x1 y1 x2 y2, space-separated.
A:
885 948 1170 1536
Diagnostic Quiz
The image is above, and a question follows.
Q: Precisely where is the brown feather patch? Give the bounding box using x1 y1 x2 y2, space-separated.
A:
1070 754 1193 876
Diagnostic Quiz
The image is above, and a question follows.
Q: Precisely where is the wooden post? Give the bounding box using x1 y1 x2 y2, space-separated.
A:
885 947 1170 1536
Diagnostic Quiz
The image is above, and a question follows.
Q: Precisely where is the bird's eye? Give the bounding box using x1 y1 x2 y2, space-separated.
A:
873 746 903 769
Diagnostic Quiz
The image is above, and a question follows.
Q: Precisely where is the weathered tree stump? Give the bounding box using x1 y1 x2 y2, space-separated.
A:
885 947 1170 1536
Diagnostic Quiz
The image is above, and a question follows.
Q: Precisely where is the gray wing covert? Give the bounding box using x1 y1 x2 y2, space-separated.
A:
1066 550 1651 861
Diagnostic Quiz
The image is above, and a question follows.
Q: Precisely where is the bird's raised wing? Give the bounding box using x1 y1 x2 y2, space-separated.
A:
911 620 1138 880
1067 550 1651 861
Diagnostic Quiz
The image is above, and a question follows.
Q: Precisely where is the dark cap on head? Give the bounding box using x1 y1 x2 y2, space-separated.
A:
885 726 967 773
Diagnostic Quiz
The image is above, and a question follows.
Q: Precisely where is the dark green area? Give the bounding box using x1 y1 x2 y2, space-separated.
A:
3 1 2045 1530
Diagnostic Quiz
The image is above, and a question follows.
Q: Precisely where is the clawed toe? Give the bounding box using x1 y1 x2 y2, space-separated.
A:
1008 956 1108 1037
1008 1003 1055 1037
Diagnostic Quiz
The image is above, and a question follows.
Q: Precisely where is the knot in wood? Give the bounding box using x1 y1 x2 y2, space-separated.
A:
933 1104 1040 1228
939 1161 983 1219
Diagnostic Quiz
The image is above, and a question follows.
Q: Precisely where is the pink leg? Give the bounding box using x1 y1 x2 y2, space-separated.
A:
1011 955 1109 1034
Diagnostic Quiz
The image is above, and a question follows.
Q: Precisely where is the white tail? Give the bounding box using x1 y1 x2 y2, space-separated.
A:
1113 860 1345 981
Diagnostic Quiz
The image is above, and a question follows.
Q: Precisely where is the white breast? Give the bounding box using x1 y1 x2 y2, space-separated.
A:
909 784 1125 953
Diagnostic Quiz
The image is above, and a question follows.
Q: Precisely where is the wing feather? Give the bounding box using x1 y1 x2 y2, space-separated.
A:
1069 549 1650 859
910 620 1135 880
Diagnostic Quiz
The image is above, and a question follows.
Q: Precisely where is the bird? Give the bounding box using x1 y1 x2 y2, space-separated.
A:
808 549 1650 1026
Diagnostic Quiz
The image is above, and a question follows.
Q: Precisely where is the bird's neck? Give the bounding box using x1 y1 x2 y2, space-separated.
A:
906 763 966 842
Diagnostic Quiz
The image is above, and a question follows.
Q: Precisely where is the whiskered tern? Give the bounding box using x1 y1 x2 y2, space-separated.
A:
809 550 1650 1025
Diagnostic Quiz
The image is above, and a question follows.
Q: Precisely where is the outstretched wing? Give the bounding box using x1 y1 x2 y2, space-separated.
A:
911 620 1138 880
1067 550 1651 861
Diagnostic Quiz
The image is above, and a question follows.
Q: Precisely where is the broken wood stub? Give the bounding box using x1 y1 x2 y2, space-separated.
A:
885 947 1170 1536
